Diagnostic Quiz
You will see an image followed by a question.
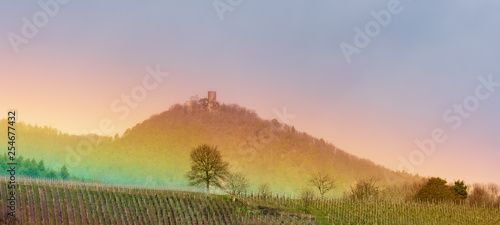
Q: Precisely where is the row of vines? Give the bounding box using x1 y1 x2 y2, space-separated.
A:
0 177 317 225
2 176 500 224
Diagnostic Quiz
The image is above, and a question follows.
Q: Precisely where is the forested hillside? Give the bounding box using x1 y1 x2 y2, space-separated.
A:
1 104 418 195
74 104 417 195
0 119 110 174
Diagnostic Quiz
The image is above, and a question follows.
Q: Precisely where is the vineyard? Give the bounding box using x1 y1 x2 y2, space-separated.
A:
0 177 317 225
1 177 500 224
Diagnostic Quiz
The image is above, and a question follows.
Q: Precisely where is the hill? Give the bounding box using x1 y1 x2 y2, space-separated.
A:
67 103 416 195
1 103 418 195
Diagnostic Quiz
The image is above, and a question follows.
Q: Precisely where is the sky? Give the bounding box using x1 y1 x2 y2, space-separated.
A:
1 0 500 185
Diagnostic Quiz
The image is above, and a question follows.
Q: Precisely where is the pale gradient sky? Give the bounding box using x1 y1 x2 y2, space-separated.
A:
1 0 499 185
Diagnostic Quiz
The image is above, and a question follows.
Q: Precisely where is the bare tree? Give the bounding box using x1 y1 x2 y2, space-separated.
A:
488 183 500 207
225 172 250 199
345 177 380 201
190 95 200 102
468 183 500 207
379 177 428 202
309 170 335 198
258 183 272 200
185 144 229 193
299 187 316 213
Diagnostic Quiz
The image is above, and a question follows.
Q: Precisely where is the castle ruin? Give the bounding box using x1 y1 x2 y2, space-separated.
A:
208 91 217 112
185 91 219 112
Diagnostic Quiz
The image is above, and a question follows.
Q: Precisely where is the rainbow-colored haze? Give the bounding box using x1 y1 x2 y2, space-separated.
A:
1 1 499 187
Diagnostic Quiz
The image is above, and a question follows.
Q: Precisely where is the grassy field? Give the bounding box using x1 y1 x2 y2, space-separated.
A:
1 177 499 224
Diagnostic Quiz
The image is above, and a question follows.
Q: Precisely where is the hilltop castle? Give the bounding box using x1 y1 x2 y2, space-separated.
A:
185 91 219 112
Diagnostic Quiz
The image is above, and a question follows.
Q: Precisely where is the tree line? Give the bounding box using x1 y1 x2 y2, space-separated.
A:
0 154 70 180
185 144 500 212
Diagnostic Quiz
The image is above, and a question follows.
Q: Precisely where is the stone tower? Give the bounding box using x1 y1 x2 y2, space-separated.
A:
208 91 217 112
